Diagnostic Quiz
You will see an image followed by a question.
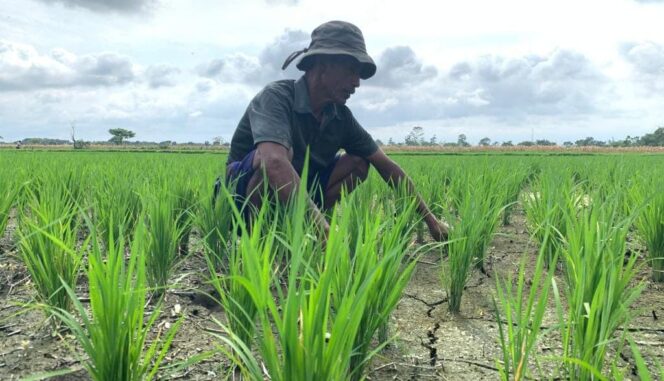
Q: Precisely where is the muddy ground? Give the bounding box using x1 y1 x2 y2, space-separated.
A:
1 205 662 380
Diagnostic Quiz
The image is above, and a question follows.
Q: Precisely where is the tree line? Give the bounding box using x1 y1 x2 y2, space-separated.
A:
377 126 664 147
5 126 664 149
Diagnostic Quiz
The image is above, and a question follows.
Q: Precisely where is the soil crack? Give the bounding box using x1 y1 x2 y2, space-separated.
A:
403 293 448 317
420 322 441 367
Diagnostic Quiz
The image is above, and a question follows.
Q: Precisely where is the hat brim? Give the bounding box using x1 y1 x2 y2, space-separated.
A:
296 50 376 80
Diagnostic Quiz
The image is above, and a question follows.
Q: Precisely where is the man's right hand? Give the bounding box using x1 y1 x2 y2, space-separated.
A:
426 217 449 242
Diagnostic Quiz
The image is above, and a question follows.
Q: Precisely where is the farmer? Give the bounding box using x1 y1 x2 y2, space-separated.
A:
225 20 448 241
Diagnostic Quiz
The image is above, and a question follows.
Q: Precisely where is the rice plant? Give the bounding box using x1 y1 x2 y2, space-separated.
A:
335 186 423 380
501 166 528 226
523 169 576 267
0 180 19 241
49 219 181 381
204 185 269 352
443 174 505 313
552 194 644 379
631 176 664 282
92 175 142 247
59 168 87 215
18 185 86 317
211 162 396 380
215 209 377 380
172 180 197 256
493 240 555 381
142 187 186 295
196 178 235 270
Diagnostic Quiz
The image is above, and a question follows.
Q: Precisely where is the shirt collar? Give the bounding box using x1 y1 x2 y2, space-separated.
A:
294 76 343 121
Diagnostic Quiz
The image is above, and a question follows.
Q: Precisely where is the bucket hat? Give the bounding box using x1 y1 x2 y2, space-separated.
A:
281 20 376 80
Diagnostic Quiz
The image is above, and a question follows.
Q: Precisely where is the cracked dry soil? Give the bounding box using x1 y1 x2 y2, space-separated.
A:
1 207 663 380
367 208 664 381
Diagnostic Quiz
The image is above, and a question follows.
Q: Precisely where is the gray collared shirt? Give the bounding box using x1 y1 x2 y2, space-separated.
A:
228 76 378 174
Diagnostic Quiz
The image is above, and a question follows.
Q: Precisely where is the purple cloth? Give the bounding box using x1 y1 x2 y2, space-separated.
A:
220 149 340 216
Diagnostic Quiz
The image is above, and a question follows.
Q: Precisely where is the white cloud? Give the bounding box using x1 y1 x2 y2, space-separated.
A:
33 0 157 13
264 0 299 5
145 64 180 88
1 0 664 143
370 46 437 88
197 29 308 85
352 48 608 129
0 41 136 91
620 41 664 92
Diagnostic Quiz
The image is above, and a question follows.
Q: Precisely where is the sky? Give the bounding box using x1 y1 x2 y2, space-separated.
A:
1 0 663 145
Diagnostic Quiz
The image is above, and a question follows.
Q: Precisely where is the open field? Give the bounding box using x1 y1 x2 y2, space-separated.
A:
1 151 663 380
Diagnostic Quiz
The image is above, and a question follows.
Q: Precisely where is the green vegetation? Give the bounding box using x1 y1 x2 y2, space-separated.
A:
0 179 19 241
143 186 186 295
523 169 575 267
1 151 663 380
631 175 664 282
554 193 643 379
51 220 181 381
439 165 514 312
494 245 554 381
17 179 86 318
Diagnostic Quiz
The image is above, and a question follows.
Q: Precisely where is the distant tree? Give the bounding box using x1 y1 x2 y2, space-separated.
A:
429 135 438 146
575 137 605 147
563 141 574 147
204 140 210 146
212 136 222 146
535 139 556 146
70 123 76 146
375 139 384 146
517 141 535 146
610 135 639 147
108 128 135 145
609 135 641 147
501 141 514 147
478 137 491 146
638 127 664 146
21 138 70 145
443 142 458 147
606 138 630 148
457 134 470 147
405 126 425 146
70 122 89 149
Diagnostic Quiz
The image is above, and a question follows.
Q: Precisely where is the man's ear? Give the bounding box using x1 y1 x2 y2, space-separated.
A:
310 63 327 81
313 62 326 76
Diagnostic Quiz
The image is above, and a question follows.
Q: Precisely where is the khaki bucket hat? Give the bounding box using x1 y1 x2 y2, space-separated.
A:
281 20 377 80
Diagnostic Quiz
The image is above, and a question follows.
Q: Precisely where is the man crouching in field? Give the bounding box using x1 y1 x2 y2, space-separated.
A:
225 20 448 241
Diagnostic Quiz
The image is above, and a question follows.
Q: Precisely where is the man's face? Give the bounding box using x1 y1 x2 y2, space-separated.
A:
320 56 362 105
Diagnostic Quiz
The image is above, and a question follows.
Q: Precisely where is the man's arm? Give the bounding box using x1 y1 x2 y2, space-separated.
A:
252 141 330 233
366 148 448 241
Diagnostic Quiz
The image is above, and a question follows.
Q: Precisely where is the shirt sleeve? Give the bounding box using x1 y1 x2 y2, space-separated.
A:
247 85 292 150
342 112 379 158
